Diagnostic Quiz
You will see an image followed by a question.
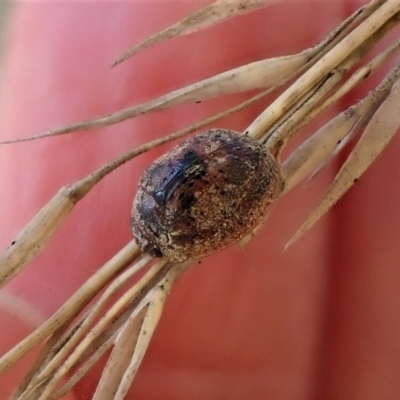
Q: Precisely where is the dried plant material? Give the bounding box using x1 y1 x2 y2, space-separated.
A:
263 70 344 151
32 259 168 399
282 107 363 191
113 0 385 66
112 266 181 400
92 306 148 400
51 263 174 400
51 334 117 400
286 66 400 249
18 379 47 400
282 33 400 149
52 307 141 400
0 240 141 376
112 0 278 66
0 0 379 147
262 19 400 150
0 52 309 146
0 167 120 290
0 0 382 147
0 188 75 290
26 254 153 392
10 322 71 400
247 0 400 142
281 39 400 192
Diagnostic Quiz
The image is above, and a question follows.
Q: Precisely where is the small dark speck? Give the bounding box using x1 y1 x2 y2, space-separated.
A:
11 241 16 246
337 140 342 144
195 100 201 104
143 330 147 335
245 131 249 135
354 178 358 182
160 284 165 290
198 261 202 264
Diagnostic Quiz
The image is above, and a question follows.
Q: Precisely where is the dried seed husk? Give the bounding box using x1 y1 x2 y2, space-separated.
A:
286 65 400 248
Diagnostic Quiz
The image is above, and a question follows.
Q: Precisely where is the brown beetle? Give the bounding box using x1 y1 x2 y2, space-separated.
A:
131 129 283 262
